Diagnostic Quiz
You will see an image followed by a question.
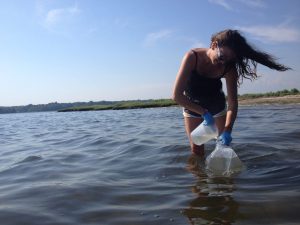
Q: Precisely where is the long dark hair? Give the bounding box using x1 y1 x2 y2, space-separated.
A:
211 29 291 84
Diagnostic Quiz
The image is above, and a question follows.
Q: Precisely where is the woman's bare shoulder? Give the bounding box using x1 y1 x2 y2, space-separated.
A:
189 48 207 54
191 48 208 59
180 48 208 69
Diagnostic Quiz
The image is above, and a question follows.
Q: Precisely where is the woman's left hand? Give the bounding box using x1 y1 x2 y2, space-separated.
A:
219 131 232 145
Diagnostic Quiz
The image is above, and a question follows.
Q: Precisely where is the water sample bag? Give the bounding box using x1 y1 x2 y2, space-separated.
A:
191 122 218 146
205 142 243 176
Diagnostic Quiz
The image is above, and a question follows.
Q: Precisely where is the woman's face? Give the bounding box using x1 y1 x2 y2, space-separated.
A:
215 45 236 65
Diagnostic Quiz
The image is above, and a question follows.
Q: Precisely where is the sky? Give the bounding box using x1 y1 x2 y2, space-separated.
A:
0 0 300 106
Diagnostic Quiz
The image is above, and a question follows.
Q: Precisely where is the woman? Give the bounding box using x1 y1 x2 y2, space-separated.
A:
172 29 290 156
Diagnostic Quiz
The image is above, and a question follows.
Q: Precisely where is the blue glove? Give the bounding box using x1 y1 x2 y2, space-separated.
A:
202 111 214 126
219 131 232 146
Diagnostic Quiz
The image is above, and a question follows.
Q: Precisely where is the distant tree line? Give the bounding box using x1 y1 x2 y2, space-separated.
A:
58 99 177 112
0 88 299 114
0 99 174 114
238 88 299 99
0 101 116 114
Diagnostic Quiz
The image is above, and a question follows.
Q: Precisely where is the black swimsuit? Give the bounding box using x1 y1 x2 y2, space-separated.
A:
184 50 226 116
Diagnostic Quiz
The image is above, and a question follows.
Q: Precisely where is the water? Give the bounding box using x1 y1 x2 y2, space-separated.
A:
0 105 300 225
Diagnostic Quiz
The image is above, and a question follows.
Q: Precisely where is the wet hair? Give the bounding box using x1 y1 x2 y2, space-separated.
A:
211 29 291 84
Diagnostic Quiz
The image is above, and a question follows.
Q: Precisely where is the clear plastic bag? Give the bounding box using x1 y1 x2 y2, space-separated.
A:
205 141 243 176
191 122 218 146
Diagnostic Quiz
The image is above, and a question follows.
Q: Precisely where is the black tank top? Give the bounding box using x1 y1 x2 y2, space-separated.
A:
185 50 225 99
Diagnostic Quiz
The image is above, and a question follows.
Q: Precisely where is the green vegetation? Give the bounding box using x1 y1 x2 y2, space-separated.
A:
0 88 299 114
58 99 177 112
59 88 300 112
238 88 299 100
0 101 117 114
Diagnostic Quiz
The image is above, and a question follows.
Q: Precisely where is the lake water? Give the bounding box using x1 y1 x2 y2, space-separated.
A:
0 105 300 225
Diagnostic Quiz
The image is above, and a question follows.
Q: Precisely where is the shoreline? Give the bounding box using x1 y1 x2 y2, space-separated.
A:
1 89 298 114
238 95 300 105
58 95 300 112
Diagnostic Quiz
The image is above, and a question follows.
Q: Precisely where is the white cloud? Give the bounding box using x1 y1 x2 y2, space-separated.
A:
45 8 64 25
208 0 265 11
236 25 300 43
36 1 81 31
143 29 174 47
208 0 232 10
235 0 265 8
45 4 80 27
143 31 206 49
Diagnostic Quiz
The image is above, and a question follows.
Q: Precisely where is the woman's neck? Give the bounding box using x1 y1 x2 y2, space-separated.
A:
198 49 224 76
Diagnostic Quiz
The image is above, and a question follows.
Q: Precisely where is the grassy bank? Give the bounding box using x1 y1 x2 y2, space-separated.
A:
58 88 300 112
238 88 300 100
58 99 177 112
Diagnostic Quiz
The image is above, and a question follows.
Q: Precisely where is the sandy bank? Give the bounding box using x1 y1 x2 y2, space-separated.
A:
238 95 300 105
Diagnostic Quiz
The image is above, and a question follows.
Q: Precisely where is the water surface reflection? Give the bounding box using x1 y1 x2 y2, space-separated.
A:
184 155 241 225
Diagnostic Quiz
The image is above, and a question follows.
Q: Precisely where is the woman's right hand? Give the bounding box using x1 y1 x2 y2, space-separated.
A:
202 111 214 126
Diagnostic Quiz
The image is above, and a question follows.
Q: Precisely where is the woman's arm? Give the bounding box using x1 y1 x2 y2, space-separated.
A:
224 69 238 132
172 51 207 115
